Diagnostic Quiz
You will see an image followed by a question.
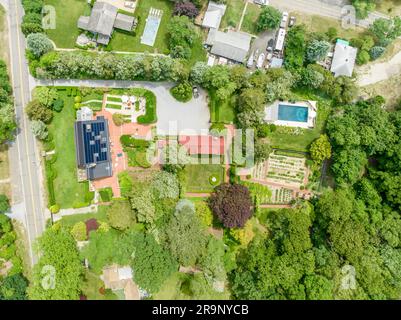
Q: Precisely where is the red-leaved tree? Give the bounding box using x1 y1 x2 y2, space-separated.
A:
209 183 252 228
173 2 199 19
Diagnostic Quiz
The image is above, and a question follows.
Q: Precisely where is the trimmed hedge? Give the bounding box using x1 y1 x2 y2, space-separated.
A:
137 91 157 124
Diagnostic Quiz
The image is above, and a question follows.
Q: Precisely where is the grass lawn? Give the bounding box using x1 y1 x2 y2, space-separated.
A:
109 0 173 53
0 5 9 64
0 144 9 179
44 0 90 48
47 90 90 208
59 205 109 228
153 272 231 300
220 0 246 30
268 93 331 152
375 0 401 16
360 72 401 110
240 3 261 35
291 12 367 41
82 270 118 300
184 164 225 193
209 90 236 124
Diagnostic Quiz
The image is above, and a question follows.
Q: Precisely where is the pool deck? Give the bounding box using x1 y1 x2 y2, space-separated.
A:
264 100 317 129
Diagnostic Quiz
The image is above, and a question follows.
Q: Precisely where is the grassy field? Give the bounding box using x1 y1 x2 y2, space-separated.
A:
47 90 90 208
220 0 246 30
44 0 90 48
375 0 401 16
0 6 9 63
109 0 173 53
209 91 236 124
153 272 231 300
268 94 331 152
360 73 401 110
184 164 225 193
59 205 109 228
82 270 118 300
291 12 367 41
240 3 261 35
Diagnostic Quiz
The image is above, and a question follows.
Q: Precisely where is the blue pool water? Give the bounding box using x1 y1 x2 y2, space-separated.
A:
278 104 309 122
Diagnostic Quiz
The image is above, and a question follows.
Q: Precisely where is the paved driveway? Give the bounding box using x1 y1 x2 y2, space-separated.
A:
35 80 211 136
153 84 210 136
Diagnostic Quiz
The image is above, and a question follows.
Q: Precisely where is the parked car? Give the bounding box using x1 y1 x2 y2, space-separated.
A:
267 39 274 52
266 52 273 61
254 0 269 5
193 86 199 98
280 12 289 28
289 16 296 27
247 51 255 68
257 53 265 69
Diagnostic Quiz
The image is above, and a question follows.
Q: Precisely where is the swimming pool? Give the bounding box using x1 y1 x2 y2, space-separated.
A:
278 104 309 122
141 15 161 47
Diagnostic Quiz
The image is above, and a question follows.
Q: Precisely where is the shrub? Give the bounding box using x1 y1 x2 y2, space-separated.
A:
99 188 113 202
71 222 87 241
170 81 193 102
370 46 386 60
26 100 53 124
74 96 82 103
0 194 10 214
106 200 133 231
49 204 60 214
112 113 125 126
52 99 64 112
195 201 213 227
85 218 99 235
26 33 54 58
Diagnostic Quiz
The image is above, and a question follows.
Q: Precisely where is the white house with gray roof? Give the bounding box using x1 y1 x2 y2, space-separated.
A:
202 1 226 29
330 41 358 77
206 29 252 63
78 1 136 45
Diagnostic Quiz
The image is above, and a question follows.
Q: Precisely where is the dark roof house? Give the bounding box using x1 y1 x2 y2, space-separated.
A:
78 2 136 45
74 116 112 180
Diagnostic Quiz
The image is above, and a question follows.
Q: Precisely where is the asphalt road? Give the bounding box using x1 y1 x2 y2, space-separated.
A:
3 0 46 266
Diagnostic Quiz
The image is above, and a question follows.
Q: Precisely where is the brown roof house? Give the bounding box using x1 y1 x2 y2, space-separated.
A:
78 1 136 45
100 264 141 300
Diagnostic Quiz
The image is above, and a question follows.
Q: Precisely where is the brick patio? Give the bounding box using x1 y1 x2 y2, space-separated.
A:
92 108 153 197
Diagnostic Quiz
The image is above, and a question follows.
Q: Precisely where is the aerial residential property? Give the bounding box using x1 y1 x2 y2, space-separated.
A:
330 39 358 77
77 1 136 45
1 0 401 307
74 116 113 181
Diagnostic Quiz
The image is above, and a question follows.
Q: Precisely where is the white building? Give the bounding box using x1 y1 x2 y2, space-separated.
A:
330 40 357 77
76 107 93 121
202 1 226 29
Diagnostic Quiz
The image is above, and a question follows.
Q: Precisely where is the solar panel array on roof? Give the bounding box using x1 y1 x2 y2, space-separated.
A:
74 116 112 180
82 121 109 164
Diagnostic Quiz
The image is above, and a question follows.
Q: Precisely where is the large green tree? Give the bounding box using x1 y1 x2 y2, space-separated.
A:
28 226 83 300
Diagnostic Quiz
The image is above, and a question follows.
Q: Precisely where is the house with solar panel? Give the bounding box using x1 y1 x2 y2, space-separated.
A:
77 1 137 45
74 116 112 181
